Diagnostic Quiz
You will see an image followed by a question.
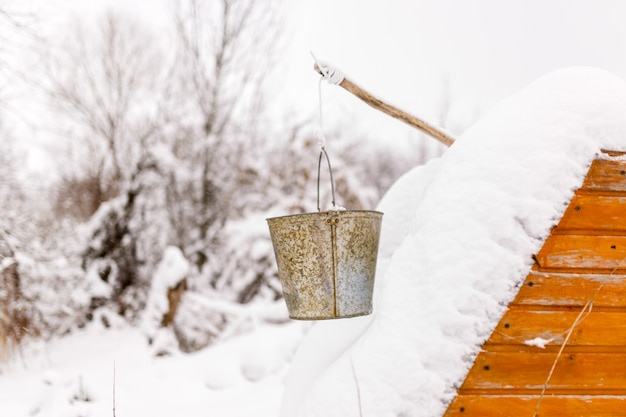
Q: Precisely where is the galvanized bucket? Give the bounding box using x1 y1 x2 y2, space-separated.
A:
267 210 383 320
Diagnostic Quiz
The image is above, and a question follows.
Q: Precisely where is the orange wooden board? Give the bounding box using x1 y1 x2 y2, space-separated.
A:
486 307 626 348
442 153 626 417
513 271 626 307
582 158 626 192
557 194 626 232
460 351 626 393
446 395 626 417
535 235 626 270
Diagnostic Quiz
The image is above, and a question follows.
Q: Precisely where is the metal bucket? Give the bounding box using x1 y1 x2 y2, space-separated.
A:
267 210 383 320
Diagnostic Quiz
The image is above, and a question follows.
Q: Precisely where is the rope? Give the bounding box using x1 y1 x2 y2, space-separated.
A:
318 64 344 85
311 52 342 212
311 52 344 85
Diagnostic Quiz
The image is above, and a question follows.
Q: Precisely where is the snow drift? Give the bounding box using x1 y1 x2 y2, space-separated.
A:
282 67 626 417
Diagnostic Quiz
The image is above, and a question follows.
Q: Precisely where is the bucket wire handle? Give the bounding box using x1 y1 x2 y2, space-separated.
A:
317 146 337 212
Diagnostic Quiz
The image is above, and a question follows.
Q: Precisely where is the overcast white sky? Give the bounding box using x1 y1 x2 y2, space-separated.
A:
11 0 626 149
279 0 626 143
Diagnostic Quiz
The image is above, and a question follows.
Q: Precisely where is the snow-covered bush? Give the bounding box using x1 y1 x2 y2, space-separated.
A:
81 153 172 320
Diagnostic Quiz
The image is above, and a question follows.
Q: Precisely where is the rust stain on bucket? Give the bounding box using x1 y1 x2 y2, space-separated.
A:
267 210 383 320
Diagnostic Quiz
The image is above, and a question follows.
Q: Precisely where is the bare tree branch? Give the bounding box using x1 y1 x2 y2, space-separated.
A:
44 11 167 210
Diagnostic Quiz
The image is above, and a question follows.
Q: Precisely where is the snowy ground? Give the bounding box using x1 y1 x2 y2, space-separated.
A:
0 313 308 417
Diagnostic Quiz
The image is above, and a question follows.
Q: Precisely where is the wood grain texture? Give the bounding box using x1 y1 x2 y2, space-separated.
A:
487 307 626 348
535 234 626 270
581 159 626 192
513 270 626 307
557 194 626 232
461 351 626 392
446 395 626 417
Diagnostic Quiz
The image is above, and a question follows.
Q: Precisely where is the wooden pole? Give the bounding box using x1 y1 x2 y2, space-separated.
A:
314 64 456 147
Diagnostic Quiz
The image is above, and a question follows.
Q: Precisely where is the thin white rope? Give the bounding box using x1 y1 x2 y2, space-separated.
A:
316 77 327 149
310 52 344 149
319 64 344 85
310 52 346 212
311 52 345 85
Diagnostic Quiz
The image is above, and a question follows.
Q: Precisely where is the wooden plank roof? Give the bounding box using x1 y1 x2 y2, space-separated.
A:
443 152 626 417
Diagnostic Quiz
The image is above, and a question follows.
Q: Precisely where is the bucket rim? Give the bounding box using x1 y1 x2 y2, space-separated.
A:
266 209 383 222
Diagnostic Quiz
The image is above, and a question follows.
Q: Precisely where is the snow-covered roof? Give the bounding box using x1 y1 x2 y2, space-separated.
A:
281 67 626 417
